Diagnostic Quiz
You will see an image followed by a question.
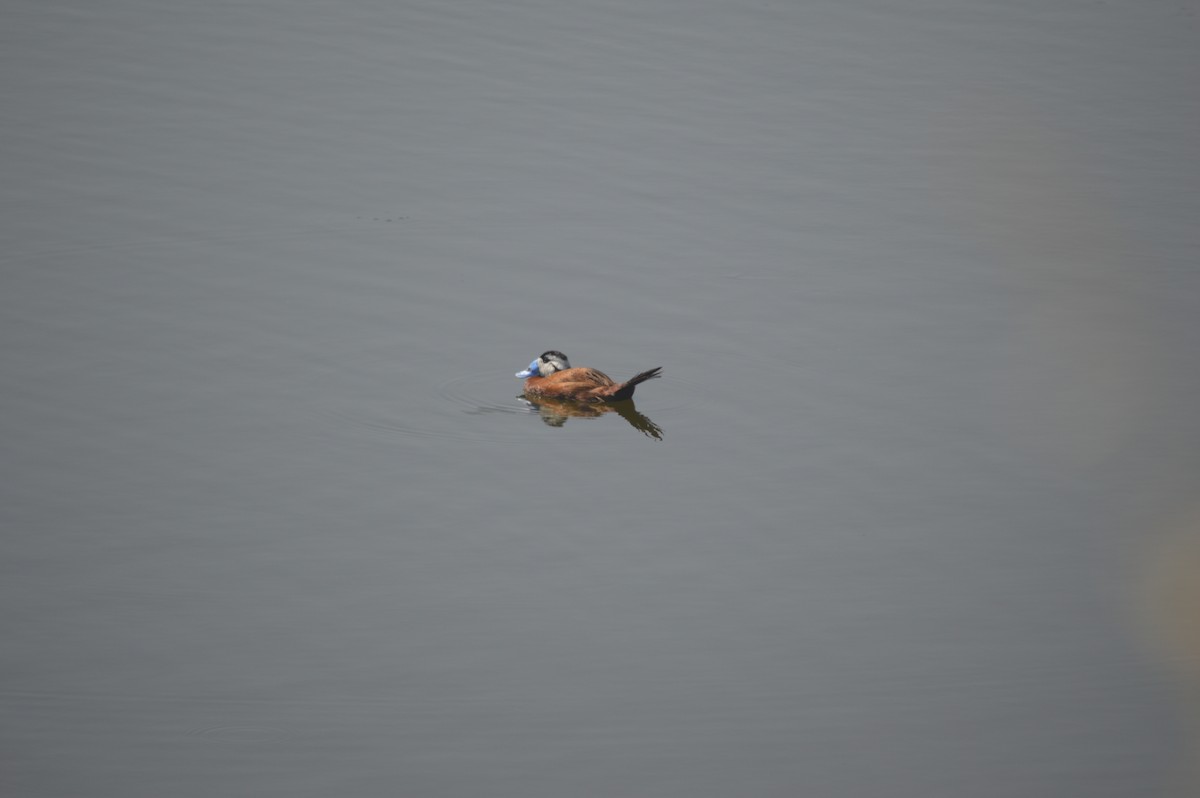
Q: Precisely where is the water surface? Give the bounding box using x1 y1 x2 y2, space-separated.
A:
3 1 1199 796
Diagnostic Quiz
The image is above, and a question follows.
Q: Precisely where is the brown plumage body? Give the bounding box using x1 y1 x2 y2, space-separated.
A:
523 365 662 403
517 351 661 403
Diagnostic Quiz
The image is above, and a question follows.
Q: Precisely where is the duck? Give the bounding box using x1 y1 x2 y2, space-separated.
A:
515 350 662 403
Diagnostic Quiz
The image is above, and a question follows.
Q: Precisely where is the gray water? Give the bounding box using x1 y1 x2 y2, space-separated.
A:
3 1 1199 796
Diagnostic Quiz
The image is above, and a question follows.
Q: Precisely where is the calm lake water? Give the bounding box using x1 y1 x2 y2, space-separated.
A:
3 1 1199 796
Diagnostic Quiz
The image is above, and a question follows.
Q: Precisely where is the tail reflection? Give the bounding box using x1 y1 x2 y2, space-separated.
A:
520 395 663 440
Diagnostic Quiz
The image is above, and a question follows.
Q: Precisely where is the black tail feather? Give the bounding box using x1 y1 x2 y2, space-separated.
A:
626 367 663 388
609 366 661 401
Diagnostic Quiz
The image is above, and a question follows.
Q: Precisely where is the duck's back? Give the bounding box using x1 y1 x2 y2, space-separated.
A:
525 367 616 401
521 358 661 403
553 367 617 388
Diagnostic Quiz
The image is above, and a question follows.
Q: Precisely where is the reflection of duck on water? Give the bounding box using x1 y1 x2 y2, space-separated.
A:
515 351 663 440
521 394 663 440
